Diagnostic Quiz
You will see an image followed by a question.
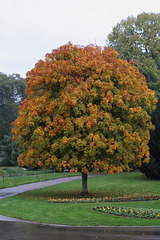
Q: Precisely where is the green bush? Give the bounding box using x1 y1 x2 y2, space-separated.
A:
5 167 24 176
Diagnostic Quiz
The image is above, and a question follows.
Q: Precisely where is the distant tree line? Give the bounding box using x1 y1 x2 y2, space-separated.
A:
0 73 26 166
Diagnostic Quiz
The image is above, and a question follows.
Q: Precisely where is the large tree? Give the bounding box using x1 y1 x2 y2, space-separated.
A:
106 12 160 96
12 43 156 193
0 73 26 141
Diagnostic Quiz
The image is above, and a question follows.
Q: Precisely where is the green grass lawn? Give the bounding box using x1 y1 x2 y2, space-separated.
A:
0 171 160 226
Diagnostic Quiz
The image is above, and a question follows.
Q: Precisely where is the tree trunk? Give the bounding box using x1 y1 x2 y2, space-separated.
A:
82 172 89 194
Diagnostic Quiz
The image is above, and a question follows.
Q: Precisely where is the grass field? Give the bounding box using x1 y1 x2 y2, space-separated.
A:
0 171 160 226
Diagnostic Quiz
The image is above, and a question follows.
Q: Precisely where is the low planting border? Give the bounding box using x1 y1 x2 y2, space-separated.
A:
48 194 160 219
93 206 160 219
48 194 160 203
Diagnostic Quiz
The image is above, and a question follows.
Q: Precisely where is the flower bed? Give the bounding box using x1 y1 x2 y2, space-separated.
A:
48 194 160 219
48 198 97 203
48 195 160 203
93 206 160 219
102 195 160 202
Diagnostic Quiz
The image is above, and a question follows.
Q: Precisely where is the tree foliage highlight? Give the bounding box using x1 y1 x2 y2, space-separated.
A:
12 43 156 179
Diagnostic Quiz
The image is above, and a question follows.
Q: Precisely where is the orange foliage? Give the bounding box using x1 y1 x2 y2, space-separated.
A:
12 43 157 174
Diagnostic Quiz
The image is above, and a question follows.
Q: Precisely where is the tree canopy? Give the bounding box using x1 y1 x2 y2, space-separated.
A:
12 43 157 193
0 73 26 141
106 12 160 96
0 132 21 166
140 97 160 179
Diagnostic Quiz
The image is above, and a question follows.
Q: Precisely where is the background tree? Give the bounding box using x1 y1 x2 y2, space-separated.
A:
0 73 26 141
0 72 26 166
140 98 160 178
0 133 21 166
106 12 160 179
107 12 160 96
12 43 156 193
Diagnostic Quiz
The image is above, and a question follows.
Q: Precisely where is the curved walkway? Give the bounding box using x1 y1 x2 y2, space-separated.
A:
0 176 82 199
0 175 82 221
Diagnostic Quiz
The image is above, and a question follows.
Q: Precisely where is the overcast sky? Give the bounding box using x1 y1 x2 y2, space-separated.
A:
0 0 159 78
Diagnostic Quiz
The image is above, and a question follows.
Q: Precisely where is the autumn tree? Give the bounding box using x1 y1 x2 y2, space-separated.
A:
12 43 156 194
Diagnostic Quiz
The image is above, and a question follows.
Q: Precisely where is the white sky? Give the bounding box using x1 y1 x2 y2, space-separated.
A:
0 0 159 78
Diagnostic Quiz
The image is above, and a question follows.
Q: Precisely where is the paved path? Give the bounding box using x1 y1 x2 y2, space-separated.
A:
0 176 82 199
0 175 83 222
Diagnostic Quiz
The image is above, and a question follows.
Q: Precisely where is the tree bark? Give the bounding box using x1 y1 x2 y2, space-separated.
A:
82 172 89 194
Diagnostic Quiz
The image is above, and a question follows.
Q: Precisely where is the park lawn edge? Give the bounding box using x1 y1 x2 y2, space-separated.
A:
0 196 160 226
0 172 160 226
